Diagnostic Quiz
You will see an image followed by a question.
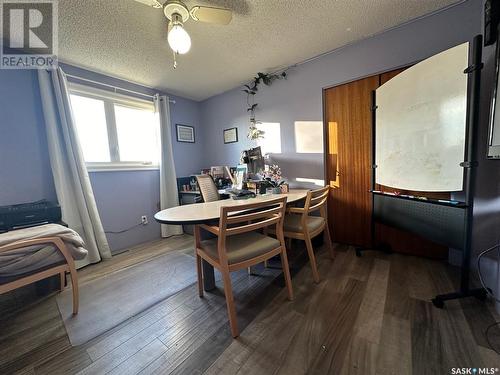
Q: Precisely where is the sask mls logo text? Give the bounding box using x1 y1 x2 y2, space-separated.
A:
0 0 58 69
451 368 499 375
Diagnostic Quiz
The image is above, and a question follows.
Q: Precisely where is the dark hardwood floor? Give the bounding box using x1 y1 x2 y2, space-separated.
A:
0 236 499 374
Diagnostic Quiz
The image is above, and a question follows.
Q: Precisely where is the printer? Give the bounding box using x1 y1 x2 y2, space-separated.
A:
0 200 62 233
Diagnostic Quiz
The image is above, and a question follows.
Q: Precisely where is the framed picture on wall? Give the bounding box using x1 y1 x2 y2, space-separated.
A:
176 124 195 143
223 127 238 144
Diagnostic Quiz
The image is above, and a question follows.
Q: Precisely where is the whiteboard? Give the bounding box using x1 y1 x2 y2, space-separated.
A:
375 43 468 192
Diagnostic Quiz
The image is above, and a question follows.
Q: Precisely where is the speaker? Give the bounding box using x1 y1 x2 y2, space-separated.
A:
485 0 500 46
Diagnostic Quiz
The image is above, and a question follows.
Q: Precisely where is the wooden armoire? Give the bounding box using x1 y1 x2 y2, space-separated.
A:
323 69 449 258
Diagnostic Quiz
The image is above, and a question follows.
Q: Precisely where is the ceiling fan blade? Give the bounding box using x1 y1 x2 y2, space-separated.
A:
133 0 163 9
190 6 232 25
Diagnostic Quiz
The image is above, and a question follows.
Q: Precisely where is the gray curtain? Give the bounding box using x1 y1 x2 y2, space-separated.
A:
155 94 183 237
38 68 111 267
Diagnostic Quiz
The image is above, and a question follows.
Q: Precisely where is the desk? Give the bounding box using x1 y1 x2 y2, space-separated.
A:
154 190 308 290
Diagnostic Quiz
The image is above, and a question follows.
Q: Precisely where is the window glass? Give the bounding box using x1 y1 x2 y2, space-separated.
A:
70 94 110 162
68 85 160 169
114 105 160 163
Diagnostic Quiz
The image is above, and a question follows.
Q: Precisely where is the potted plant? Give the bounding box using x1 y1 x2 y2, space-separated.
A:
243 70 290 140
260 164 286 194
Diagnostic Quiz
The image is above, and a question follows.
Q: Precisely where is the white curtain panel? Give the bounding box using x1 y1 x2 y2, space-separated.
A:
38 68 111 267
155 94 183 237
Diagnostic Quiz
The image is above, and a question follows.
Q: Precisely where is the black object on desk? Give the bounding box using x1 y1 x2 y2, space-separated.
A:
226 189 256 199
0 200 62 233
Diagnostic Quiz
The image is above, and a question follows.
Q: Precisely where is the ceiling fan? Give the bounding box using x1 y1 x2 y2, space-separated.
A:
134 0 233 68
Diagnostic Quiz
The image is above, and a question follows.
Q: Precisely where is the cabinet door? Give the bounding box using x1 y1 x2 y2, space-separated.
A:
324 76 379 247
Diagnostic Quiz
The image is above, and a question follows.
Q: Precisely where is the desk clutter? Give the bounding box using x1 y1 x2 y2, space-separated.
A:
177 147 290 204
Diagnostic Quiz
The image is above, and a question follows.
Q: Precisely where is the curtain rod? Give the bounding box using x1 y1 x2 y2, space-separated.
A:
65 74 176 104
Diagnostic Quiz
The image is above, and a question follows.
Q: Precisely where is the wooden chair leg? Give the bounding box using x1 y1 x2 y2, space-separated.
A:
280 248 294 301
221 270 239 338
196 253 204 298
60 271 65 292
304 236 320 283
68 267 79 315
324 224 335 260
263 227 269 269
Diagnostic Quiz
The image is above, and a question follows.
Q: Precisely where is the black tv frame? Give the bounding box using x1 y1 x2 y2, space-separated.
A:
487 25 500 159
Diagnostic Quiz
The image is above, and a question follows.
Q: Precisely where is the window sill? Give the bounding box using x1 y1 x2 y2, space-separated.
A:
86 163 160 173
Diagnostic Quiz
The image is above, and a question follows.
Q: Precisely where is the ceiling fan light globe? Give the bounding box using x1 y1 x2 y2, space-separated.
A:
168 25 191 54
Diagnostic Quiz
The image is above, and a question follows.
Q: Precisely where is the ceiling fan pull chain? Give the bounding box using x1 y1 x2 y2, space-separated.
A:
173 51 178 69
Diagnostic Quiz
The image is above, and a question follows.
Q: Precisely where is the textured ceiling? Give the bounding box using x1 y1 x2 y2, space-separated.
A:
58 0 463 101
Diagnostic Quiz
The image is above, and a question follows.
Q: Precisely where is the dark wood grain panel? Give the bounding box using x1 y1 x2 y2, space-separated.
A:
325 76 379 247
324 68 452 258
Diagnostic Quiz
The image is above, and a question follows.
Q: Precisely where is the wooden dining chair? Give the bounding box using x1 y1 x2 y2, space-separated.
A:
282 186 334 283
195 174 220 202
0 237 79 315
194 196 293 337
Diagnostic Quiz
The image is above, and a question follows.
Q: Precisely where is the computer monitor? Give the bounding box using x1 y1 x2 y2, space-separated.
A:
243 147 265 175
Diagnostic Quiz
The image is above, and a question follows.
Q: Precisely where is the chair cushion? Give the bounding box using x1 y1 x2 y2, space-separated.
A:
284 215 325 233
201 232 281 264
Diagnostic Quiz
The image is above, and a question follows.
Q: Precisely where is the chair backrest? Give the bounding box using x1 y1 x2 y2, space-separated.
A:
196 175 220 202
303 186 330 216
219 196 288 241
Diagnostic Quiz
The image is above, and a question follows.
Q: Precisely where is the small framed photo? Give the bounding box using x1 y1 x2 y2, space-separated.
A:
176 124 195 143
223 127 238 144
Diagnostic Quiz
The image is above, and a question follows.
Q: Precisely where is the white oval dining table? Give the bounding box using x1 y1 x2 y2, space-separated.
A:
154 190 309 291
154 189 308 225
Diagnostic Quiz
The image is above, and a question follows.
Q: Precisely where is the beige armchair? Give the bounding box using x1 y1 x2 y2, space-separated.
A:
194 196 293 337
282 186 334 283
0 237 79 314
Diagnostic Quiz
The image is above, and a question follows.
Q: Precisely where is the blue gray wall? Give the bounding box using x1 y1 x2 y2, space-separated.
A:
0 70 57 204
1 0 498 292
199 0 500 303
0 65 204 252
199 0 482 189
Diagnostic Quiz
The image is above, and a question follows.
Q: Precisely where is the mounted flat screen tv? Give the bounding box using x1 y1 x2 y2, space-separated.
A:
488 30 500 159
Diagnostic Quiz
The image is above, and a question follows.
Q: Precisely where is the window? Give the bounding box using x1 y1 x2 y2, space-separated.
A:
70 95 110 162
294 121 323 153
256 122 281 154
69 83 160 171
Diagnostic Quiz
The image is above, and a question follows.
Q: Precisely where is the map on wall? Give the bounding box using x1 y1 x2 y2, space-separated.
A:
375 42 469 192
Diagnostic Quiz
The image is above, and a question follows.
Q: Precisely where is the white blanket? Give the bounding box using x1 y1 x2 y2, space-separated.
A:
0 224 88 278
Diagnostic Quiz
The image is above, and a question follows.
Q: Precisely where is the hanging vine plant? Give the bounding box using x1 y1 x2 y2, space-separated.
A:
243 69 290 140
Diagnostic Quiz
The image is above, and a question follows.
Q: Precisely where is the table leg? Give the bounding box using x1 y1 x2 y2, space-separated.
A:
194 224 217 292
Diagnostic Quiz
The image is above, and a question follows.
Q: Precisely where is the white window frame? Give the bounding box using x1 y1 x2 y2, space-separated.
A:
68 82 159 172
